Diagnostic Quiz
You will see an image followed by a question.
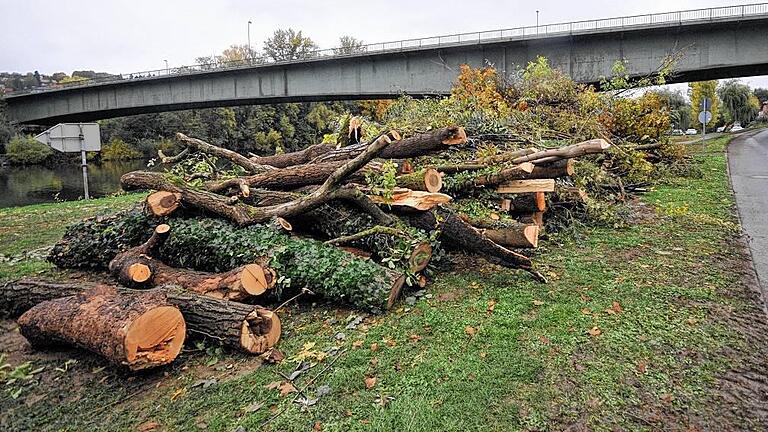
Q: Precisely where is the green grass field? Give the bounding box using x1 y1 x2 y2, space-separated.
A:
1 136 762 431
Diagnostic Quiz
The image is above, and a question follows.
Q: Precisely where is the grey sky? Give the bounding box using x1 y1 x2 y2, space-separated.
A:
1 0 766 90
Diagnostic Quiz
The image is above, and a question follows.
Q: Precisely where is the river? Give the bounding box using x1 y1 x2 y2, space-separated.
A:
0 159 149 208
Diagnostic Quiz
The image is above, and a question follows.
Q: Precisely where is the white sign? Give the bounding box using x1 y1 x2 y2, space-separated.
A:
34 123 101 153
698 111 712 124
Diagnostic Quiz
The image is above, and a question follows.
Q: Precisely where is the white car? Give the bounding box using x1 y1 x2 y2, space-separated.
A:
685 128 698 135
670 129 684 136
716 126 725 132
731 124 744 132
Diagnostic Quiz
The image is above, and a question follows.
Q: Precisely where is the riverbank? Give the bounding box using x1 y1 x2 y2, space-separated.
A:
1 135 767 430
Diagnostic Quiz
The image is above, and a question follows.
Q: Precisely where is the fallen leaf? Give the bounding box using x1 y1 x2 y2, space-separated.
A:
265 381 282 390
539 335 551 345
263 348 284 363
660 393 674 405
464 326 476 337
370 357 379 367
344 410 353 417
533 300 544 306
243 402 264 413
636 361 648 374
408 334 422 343
487 299 497 313
364 376 377 390
170 388 186 401
278 381 297 397
686 318 698 326
479 351 487 359
580 308 592 315
352 340 364 349
611 301 623 313
489 212 500 220
370 343 379 352
587 327 602 337
137 421 160 432
313 421 322 431
383 337 396 347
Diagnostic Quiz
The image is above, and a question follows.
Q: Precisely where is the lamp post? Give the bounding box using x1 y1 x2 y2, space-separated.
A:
536 10 540 35
247 20 252 61
164 59 169 74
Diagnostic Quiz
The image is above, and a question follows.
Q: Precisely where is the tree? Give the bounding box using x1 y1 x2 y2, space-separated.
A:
217 45 250 64
653 89 691 130
0 100 15 153
718 80 758 125
753 88 768 103
334 36 365 55
689 80 720 129
263 29 318 61
6 135 53 165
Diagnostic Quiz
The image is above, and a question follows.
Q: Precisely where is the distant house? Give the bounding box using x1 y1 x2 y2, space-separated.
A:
760 102 768 118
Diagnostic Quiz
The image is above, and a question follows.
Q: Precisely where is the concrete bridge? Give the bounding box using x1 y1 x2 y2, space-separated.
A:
5 3 768 125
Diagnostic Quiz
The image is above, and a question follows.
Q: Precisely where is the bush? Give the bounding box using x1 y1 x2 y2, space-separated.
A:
101 138 143 161
6 135 53 165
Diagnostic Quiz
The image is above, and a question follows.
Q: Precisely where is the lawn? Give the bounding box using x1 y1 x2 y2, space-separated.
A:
1 135 765 431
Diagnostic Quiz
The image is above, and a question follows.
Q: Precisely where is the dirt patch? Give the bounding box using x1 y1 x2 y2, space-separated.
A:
626 197 658 224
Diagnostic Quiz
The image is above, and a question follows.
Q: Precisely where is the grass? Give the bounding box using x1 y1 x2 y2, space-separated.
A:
0 135 759 431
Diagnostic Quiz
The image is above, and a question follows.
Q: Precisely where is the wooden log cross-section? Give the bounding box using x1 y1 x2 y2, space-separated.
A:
146 191 182 217
109 225 276 300
3 280 281 355
17 286 186 370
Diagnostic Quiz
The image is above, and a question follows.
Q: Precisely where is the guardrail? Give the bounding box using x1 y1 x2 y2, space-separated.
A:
6 2 768 96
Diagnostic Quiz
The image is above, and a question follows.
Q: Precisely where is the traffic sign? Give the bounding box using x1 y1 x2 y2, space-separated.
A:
34 123 101 152
698 111 712 124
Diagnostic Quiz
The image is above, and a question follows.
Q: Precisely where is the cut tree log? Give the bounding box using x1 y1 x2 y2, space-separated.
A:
368 189 452 211
471 147 538 165
2 280 280 355
108 225 275 300
250 143 335 168
522 159 575 179
497 179 556 194
312 126 467 163
511 139 611 164
445 162 535 193
146 191 182 217
17 286 186 371
499 192 546 213
481 225 539 248
396 168 443 192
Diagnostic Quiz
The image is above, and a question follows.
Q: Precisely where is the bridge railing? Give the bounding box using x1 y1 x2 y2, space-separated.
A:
7 2 768 97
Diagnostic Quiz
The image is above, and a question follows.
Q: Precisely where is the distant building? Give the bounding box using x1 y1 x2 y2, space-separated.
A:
760 102 768 118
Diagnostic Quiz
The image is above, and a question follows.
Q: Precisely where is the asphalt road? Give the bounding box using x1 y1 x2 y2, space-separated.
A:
728 129 768 294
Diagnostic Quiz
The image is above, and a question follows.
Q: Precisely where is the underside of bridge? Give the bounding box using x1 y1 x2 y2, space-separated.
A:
5 15 768 125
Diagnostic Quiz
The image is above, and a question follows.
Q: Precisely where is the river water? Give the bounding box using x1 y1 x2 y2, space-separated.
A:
0 159 149 208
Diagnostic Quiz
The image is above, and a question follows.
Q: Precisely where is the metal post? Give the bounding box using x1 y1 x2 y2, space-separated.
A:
701 98 707 149
536 11 540 35
78 125 90 199
247 21 252 60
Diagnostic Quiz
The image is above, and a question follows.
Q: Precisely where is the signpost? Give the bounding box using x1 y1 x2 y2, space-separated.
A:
698 98 712 147
35 123 101 199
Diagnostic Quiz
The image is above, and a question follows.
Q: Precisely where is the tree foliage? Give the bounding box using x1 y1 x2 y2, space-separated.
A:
718 79 760 125
688 80 720 129
334 36 365 55
5 135 53 165
263 29 318 61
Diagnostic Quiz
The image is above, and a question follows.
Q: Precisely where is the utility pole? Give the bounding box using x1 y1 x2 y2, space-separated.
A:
536 10 540 34
247 20 252 61
164 59 169 74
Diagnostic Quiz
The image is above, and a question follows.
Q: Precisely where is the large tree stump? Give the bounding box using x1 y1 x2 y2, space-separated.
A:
17 286 186 371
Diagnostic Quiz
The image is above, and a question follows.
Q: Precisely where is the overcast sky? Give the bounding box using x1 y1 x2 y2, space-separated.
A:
1 0 766 91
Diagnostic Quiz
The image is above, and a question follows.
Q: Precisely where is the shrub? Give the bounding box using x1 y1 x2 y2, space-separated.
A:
101 138 142 161
6 135 53 165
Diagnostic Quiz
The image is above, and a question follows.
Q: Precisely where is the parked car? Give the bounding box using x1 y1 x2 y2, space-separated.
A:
685 128 698 135
716 126 725 132
670 129 684 136
731 123 744 132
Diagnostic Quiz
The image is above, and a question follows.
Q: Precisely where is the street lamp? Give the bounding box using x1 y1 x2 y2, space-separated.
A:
164 59 169 74
247 20 252 61
536 10 540 35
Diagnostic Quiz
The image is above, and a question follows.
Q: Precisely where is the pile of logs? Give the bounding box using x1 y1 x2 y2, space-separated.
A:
2 126 610 371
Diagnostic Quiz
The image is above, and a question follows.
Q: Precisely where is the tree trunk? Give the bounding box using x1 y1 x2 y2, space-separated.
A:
499 192 546 213
511 139 611 164
460 215 540 248
250 143 335 168
396 168 443 192
518 212 545 228
108 224 275 300
2 280 280 355
17 286 186 371
175 133 275 173
445 163 534 194
520 159 575 179
311 127 467 163
496 179 555 194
